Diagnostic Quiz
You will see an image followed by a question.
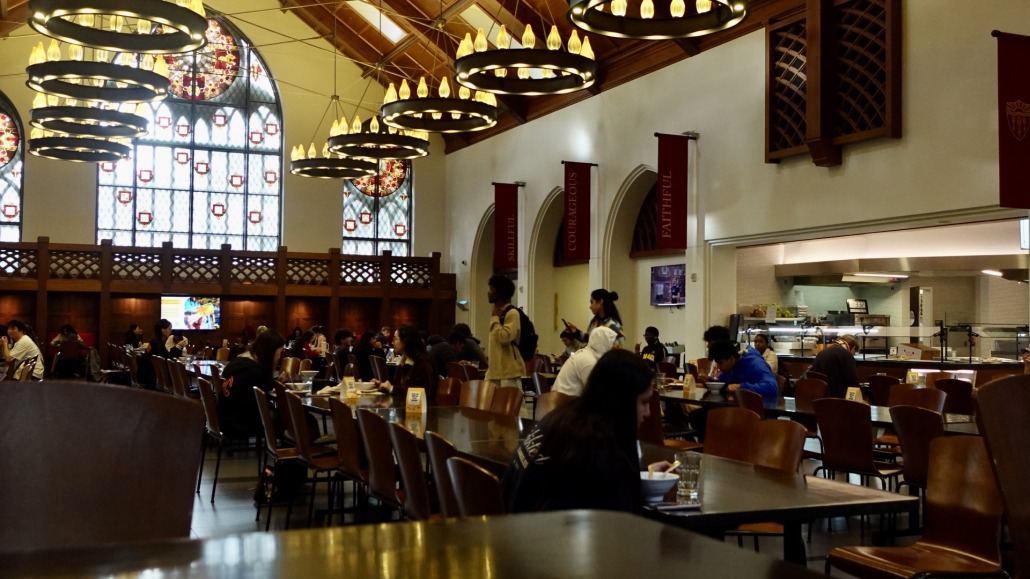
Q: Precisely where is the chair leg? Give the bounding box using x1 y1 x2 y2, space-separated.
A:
210 441 224 503
196 431 208 494
307 471 319 527
256 454 270 522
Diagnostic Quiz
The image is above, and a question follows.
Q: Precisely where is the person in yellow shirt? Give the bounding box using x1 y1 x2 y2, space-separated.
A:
485 274 523 388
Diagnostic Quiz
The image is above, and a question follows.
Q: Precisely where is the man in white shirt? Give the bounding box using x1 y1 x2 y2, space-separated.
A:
1 319 44 380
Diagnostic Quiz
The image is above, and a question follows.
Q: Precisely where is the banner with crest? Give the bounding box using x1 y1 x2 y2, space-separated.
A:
996 31 1030 209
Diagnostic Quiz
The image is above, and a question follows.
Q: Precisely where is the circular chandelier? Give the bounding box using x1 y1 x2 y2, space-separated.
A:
328 114 429 160
27 0 208 54
28 134 130 163
30 105 147 139
26 60 170 103
289 142 377 180
454 25 598 96
381 78 498 134
567 0 749 40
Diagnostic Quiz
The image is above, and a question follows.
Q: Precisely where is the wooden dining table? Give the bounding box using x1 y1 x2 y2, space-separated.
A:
637 448 919 566
0 510 823 577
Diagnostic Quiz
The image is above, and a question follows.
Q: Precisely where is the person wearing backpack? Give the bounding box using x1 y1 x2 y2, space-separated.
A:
486 274 524 388
566 288 625 348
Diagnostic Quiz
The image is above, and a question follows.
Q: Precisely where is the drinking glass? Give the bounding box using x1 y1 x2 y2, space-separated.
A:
675 451 702 502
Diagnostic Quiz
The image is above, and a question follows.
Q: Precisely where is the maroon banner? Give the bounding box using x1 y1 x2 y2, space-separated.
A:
997 31 1030 209
656 133 689 250
494 183 519 270
562 162 591 262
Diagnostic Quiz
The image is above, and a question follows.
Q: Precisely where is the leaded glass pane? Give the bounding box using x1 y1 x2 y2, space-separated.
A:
0 91 24 241
96 14 282 251
342 160 411 256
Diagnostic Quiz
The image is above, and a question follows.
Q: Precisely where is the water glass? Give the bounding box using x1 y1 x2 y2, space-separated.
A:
656 373 666 391
675 451 703 502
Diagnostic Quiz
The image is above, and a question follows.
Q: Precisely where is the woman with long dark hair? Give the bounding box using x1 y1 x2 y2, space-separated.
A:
567 288 624 347
374 324 435 400
124 324 144 348
502 349 663 513
217 330 285 438
137 319 186 388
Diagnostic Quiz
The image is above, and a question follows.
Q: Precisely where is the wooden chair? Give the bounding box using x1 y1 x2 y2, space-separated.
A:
283 392 343 527
446 362 468 381
253 387 300 531
388 422 433 521
151 355 174 394
774 374 787 397
805 369 828 382
51 340 86 378
792 377 827 454
702 407 761 462
489 387 524 416
934 378 975 415
922 371 952 388
0 381 204 553
657 361 679 378
531 371 552 395
826 436 1007 578
525 354 548 377
16 355 39 381
866 373 901 406
425 431 460 519
684 362 699 379
2 358 22 381
735 389 765 419
891 405 946 529
534 391 572 421
459 380 495 411
638 392 701 451
813 398 902 491
215 347 231 362
435 376 461 406
196 376 258 503
446 456 506 518
875 386 946 449
280 357 301 382
370 355 389 382
976 374 1030 579
356 409 404 515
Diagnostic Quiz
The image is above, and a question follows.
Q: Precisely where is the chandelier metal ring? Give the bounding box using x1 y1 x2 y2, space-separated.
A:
289 157 378 180
26 61 170 103
381 98 498 134
328 132 429 160
30 106 148 139
28 0 208 54
566 0 748 40
28 135 130 163
454 49 598 96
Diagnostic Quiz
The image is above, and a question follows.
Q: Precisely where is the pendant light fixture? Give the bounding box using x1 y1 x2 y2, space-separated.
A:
566 0 748 40
28 0 208 54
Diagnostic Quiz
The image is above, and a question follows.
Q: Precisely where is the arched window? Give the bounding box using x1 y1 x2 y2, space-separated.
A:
0 91 24 241
96 14 282 250
342 159 412 256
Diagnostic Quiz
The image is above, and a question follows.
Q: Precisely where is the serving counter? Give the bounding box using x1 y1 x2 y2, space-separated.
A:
777 355 1021 387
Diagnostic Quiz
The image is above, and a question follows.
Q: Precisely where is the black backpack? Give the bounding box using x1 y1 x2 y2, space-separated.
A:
501 305 539 362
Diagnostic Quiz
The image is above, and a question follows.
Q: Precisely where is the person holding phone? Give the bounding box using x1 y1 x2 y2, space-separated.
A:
566 288 624 348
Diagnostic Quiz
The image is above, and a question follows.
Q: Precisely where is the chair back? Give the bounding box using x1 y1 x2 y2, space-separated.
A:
530 371 552 395
446 456 506 517
657 361 679 377
922 371 953 388
343 363 356 378
805 370 828 382
813 398 879 473
280 357 301 382
446 362 467 380
534 391 572 422
0 381 204 552
489 387 524 416
684 362 699 379
126 351 141 387
168 361 189 397
867 374 901 406
735 389 765 419
695 358 711 377
921 436 1003 566
976 374 1030 578
16 355 38 381
890 405 945 488
151 355 171 392
215 347 231 362
327 397 365 481
435 376 461 406
370 355 389 382
885 382 921 406
282 391 324 463
637 392 666 446
702 407 761 461
525 355 548 377
388 422 432 520
196 377 221 438
891 385 946 412
792 377 828 431
459 380 495 411
663 354 680 367
748 420 806 472
934 378 975 415
253 387 282 457
426 431 461 518
356 409 400 507
272 381 298 443
775 374 787 397
3 358 22 381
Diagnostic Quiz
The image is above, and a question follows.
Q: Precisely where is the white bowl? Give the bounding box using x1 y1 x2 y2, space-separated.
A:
640 471 679 502
356 381 379 392
705 381 725 392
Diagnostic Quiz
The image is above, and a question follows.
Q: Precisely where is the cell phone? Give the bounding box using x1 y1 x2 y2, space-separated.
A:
562 319 570 328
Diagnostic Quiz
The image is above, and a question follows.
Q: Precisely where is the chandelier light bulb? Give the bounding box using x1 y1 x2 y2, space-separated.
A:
330 119 341 136
522 24 536 49
474 28 488 52
641 0 655 19
46 39 61 61
612 0 628 17
141 54 154 70
154 55 170 77
32 92 46 109
399 80 411 100
497 25 511 49
307 143 317 159
581 37 594 59
546 26 562 50
351 116 362 133
322 142 330 158
670 0 686 17
68 44 84 62
370 115 380 132
696 0 712 13
290 145 299 161
456 33 473 59
568 30 582 54
385 83 398 104
459 85 471 99
416 77 429 98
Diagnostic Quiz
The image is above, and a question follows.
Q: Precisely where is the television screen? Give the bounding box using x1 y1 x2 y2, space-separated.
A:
651 265 686 306
161 296 221 330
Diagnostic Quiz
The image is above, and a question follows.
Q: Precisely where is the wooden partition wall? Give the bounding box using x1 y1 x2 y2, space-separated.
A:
0 237 455 364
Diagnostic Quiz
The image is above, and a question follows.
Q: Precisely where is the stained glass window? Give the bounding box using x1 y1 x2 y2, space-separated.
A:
0 91 24 242
342 159 412 256
97 14 282 250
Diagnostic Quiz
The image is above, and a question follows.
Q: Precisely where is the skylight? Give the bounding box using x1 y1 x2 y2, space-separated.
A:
459 5 523 48
348 1 407 44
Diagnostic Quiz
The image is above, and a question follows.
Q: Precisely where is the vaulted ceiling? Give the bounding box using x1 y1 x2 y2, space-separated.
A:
1 0 802 153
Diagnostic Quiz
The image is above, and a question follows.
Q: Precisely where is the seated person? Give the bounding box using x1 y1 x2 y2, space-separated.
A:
374 325 436 401
503 349 671 513
553 327 618 397
808 334 860 398
218 330 285 438
708 339 779 404
1 319 44 380
452 323 488 369
639 326 668 371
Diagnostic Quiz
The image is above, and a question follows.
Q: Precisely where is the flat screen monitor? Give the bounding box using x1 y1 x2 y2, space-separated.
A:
161 296 221 330
651 265 686 307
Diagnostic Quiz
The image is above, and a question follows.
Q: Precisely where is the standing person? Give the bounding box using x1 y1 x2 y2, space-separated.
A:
553 326 618 396
567 288 624 347
217 330 285 438
808 334 860 398
708 339 779 404
638 326 668 371
124 324 144 348
502 349 669 513
373 325 435 400
452 323 488 369
1 319 44 380
138 319 186 388
310 325 329 374
752 333 778 374
485 275 523 388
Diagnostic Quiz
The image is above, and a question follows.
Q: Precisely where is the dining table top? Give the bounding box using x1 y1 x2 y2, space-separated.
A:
658 387 979 434
0 510 822 578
